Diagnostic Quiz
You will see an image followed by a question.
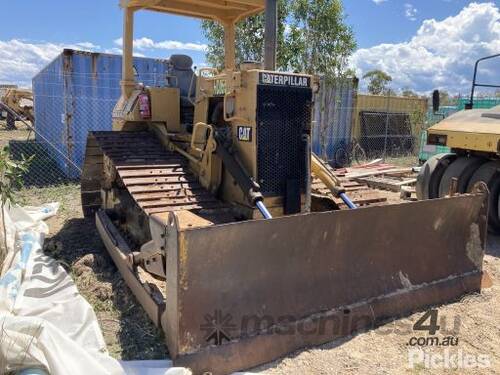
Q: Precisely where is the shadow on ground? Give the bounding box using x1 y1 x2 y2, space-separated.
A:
43 217 167 360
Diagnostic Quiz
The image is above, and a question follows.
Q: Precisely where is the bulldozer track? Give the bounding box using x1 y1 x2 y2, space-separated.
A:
81 131 228 217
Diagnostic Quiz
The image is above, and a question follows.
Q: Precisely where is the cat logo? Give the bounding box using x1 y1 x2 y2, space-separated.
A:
237 126 252 142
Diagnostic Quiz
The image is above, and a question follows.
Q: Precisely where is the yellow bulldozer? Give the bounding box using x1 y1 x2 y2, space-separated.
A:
0 88 35 130
81 1 489 373
418 53 500 232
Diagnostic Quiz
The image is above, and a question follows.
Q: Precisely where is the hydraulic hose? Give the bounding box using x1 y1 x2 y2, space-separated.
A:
214 130 273 219
339 193 357 210
311 153 357 210
256 200 273 219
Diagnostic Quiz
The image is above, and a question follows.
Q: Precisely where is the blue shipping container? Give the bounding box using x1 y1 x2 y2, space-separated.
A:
312 78 358 167
32 49 169 178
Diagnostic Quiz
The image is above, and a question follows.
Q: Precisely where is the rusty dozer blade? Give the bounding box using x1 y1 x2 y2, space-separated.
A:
96 192 488 375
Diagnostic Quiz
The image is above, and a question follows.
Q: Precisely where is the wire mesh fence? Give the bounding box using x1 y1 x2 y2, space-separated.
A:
0 67 170 188
313 86 429 168
0 68 450 189
1 75 434 189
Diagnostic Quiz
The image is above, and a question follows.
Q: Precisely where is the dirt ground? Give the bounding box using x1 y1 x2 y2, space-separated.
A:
0 120 34 148
16 183 500 374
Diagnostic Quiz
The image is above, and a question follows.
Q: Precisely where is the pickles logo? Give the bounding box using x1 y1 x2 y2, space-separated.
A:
201 310 236 345
237 126 252 142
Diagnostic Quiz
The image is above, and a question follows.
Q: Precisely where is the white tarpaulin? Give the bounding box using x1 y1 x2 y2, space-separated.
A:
0 203 190 375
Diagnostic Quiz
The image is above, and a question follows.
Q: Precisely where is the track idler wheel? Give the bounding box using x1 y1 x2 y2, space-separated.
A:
416 153 456 200
467 160 500 232
438 156 487 197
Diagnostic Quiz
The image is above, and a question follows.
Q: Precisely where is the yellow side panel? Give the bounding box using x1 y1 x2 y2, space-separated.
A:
150 87 181 133
427 106 500 153
427 129 499 153
352 94 428 139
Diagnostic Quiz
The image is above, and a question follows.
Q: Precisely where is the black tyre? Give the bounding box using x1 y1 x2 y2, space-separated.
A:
467 160 500 232
334 145 349 167
438 156 487 197
416 153 456 200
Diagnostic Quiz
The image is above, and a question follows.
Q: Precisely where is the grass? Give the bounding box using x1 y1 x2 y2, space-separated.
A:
18 184 81 218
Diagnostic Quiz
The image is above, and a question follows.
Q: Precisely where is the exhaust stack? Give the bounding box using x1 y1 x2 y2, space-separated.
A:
264 0 278 70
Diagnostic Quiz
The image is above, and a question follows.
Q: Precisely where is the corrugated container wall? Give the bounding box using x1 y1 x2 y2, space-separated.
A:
33 49 169 178
312 78 358 164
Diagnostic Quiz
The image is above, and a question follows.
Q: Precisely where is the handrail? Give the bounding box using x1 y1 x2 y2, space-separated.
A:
467 53 500 110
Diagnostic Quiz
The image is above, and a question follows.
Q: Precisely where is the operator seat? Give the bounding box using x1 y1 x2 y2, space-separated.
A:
167 55 195 128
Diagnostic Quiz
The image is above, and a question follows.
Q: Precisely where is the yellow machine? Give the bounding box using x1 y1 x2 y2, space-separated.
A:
418 54 500 231
81 1 489 373
0 88 34 129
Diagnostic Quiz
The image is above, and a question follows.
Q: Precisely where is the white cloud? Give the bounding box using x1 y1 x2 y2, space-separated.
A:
0 39 99 88
373 0 388 4
0 36 204 88
404 3 418 21
351 2 500 94
114 37 207 52
75 42 101 49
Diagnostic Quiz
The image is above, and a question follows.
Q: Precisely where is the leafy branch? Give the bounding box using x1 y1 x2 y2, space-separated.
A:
0 146 32 269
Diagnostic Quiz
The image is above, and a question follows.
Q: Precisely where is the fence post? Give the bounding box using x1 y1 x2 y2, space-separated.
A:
383 91 391 162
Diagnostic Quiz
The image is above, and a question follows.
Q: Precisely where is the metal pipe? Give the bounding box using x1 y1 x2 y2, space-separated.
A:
339 193 357 210
264 0 278 70
256 200 273 219
311 153 357 210
383 92 390 162
468 53 500 109
168 140 200 164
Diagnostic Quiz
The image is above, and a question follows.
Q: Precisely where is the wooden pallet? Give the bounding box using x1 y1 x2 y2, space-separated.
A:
354 176 417 192
312 160 418 208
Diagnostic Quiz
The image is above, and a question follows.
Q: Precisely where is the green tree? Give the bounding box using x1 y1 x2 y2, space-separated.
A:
286 0 356 79
363 70 393 95
401 88 418 97
0 146 32 268
201 0 356 79
201 0 289 70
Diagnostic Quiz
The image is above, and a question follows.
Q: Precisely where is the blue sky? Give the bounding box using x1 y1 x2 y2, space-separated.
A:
1 0 499 93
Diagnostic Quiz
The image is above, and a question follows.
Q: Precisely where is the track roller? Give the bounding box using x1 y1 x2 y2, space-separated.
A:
467 160 500 232
416 153 456 200
438 156 487 197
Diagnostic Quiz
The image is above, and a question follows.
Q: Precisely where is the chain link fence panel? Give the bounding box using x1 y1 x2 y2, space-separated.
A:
2 69 435 189
313 87 428 168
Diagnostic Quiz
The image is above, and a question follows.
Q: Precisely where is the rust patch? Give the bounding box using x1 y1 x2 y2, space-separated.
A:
466 223 484 269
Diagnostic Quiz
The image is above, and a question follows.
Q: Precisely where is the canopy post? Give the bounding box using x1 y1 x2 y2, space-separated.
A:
224 22 236 70
121 7 136 99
